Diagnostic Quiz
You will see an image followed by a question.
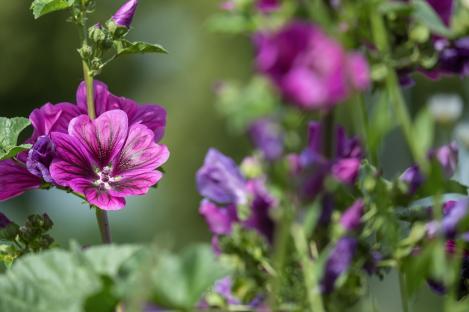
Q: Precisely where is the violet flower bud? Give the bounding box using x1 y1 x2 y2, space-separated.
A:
331 158 361 185
340 199 364 231
321 237 357 294
26 135 55 183
196 148 248 205
0 212 12 229
431 142 458 178
199 200 238 236
400 165 424 195
112 0 139 28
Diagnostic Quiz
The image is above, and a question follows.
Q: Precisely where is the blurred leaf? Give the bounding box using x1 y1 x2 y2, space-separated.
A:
115 40 168 56
0 117 31 161
412 0 452 37
30 0 75 19
413 108 434 162
368 93 396 159
0 249 100 312
150 244 228 310
0 244 142 312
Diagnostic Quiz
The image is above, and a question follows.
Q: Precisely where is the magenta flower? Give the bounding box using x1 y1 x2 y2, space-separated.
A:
49 110 169 210
256 0 280 13
76 80 167 142
26 135 55 183
254 21 370 110
112 0 139 28
331 158 361 185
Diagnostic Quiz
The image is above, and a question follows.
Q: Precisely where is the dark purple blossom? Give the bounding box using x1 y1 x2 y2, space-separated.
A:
199 200 238 235
321 237 357 294
0 213 12 228
254 21 370 110
196 149 248 206
49 110 169 210
426 0 454 26
426 198 469 239
340 199 364 231
112 0 139 28
26 135 55 183
249 118 284 161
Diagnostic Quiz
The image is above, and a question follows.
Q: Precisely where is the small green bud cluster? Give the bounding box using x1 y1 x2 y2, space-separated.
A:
0 214 55 268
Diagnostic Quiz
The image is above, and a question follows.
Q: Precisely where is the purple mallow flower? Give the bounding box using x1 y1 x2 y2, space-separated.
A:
112 0 139 28
0 80 167 202
321 237 357 294
49 110 169 210
196 149 248 206
254 21 370 110
27 135 55 183
331 158 361 185
427 0 453 27
197 150 276 243
426 198 469 239
340 199 364 231
249 118 284 161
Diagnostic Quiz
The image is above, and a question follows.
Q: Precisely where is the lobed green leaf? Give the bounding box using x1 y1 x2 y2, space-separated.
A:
30 0 75 19
0 117 32 161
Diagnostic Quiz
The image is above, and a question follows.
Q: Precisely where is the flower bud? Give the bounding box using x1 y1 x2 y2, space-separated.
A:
428 94 463 125
112 0 139 29
340 199 364 231
430 143 458 178
331 158 360 185
400 165 424 195
27 135 55 183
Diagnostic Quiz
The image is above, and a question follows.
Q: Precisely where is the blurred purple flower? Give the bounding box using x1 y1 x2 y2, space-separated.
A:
321 237 357 293
50 110 169 210
430 142 458 177
254 21 369 110
400 165 424 195
427 0 454 26
220 0 236 11
244 179 276 242
199 200 238 235
249 118 284 161
27 135 55 183
426 198 469 239
112 0 139 28
331 158 361 185
340 199 364 231
256 0 280 13
196 149 248 205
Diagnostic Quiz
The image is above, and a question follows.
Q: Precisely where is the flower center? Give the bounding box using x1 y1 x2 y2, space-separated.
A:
94 165 120 190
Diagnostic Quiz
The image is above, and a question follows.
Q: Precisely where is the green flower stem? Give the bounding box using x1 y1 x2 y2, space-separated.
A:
369 9 423 166
398 270 410 312
292 225 325 312
79 5 111 245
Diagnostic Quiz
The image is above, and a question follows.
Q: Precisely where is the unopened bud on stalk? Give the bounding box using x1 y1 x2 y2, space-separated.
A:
112 0 139 28
428 94 463 125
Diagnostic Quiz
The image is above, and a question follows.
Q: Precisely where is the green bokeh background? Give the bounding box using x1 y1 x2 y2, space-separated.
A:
0 1 468 311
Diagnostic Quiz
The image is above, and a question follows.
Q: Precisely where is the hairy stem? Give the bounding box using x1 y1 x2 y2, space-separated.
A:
78 4 111 244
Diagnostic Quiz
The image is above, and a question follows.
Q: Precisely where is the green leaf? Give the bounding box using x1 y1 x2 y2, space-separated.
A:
412 0 452 37
0 117 31 161
0 244 143 312
150 244 228 309
413 108 434 162
115 40 168 56
30 0 75 19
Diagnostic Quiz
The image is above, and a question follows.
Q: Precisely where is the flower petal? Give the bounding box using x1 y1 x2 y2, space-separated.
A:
76 80 112 116
109 171 163 197
29 102 82 140
0 160 41 201
113 124 169 176
70 178 126 210
69 110 128 168
49 132 96 187
128 104 167 142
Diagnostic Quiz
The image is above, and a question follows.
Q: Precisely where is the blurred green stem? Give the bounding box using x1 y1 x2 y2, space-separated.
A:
398 271 410 312
369 9 422 166
95 208 112 244
322 110 335 159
